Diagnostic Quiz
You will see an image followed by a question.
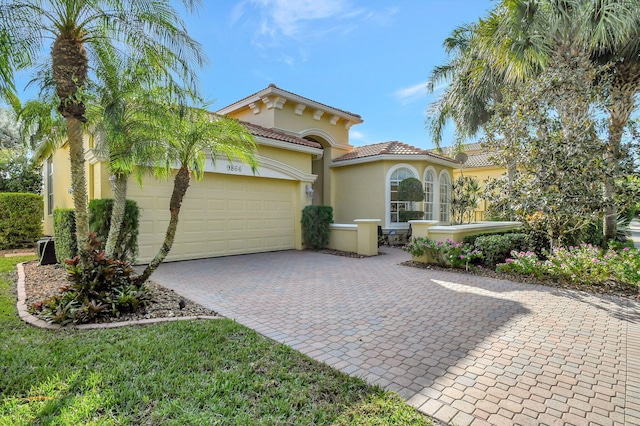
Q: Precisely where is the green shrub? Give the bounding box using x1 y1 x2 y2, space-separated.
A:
89 198 140 262
31 234 151 325
404 236 483 270
0 193 43 249
53 208 77 263
301 205 333 249
398 210 424 222
474 233 528 268
462 228 520 245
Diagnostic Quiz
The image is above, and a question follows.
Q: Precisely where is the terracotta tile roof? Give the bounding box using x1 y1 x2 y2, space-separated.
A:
241 121 322 149
431 141 484 157
333 141 457 163
217 84 362 120
462 152 495 168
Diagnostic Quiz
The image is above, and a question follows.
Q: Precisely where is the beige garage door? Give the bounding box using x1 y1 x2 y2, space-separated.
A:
129 173 296 263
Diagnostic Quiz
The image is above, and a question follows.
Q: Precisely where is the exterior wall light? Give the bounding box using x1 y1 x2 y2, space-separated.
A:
305 185 314 200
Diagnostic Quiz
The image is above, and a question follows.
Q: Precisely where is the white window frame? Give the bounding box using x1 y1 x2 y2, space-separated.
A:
385 164 419 228
439 170 451 223
423 167 437 220
46 156 54 216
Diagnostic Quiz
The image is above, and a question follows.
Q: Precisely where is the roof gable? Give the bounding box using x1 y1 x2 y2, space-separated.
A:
216 84 363 127
333 141 455 163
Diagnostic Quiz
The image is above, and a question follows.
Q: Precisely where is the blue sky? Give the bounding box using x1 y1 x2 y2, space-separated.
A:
185 0 495 149
13 0 495 150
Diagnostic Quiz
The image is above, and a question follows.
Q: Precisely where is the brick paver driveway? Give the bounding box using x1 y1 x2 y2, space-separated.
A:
151 247 640 426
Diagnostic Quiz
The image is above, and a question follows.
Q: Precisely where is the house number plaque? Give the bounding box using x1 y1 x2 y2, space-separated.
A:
226 164 243 173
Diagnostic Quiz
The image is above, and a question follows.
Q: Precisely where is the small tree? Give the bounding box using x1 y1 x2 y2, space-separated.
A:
397 177 424 222
450 175 480 224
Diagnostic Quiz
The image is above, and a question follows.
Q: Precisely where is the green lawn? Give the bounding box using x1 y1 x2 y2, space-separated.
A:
0 256 431 425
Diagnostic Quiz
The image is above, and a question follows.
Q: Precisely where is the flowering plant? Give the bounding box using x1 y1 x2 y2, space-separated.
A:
497 244 639 286
496 250 546 277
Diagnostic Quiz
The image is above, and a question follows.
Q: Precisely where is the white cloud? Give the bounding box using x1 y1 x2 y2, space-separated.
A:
393 80 449 106
393 81 429 106
350 130 364 140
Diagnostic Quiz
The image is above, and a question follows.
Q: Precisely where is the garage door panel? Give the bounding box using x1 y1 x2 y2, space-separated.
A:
131 173 296 263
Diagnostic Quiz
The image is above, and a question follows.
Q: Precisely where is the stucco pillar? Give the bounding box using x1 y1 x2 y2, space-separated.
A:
354 219 381 256
408 220 441 239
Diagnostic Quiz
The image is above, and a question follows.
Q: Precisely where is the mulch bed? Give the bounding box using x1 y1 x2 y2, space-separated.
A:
315 248 385 259
7 253 218 324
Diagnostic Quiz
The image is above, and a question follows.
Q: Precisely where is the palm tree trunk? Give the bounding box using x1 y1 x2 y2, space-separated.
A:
66 116 91 268
603 69 640 240
134 166 190 285
105 174 128 258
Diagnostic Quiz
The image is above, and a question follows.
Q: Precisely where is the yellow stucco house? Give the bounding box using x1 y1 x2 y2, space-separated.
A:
43 84 460 263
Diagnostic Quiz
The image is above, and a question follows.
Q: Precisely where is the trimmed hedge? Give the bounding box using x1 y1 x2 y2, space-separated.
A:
0 192 43 249
301 205 334 249
53 200 141 263
89 199 140 262
462 228 520 246
474 233 528 268
53 208 77 263
399 210 424 222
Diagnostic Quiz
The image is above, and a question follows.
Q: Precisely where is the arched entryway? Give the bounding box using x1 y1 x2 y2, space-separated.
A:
304 135 331 206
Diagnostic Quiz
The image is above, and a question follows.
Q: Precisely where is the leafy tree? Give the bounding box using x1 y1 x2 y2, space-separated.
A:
0 106 42 193
133 104 258 285
428 0 640 239
0 148 41 193
0 0 205 270
0 106 20 148
483 49 609 249
474 0 640 239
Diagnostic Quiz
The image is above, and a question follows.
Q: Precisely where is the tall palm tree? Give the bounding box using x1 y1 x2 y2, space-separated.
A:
0 0 204 268
133 104 258 285
426 19 509 153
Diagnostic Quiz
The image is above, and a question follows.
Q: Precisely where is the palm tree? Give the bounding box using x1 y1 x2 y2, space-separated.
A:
0 0 204 268
88 44 194 259
426 22 504 150
133 104 258 285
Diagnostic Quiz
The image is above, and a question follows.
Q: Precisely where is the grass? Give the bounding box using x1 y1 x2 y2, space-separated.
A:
0 256 432 425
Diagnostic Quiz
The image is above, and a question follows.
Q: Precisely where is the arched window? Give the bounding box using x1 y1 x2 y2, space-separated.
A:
389 167 415 224
424 169 435 220
439 172 451 222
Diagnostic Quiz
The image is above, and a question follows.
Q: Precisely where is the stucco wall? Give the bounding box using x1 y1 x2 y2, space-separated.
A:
332 159 456 227
273 102 350 145
453 165 507 219
333 161 385 224
257 145 313 174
